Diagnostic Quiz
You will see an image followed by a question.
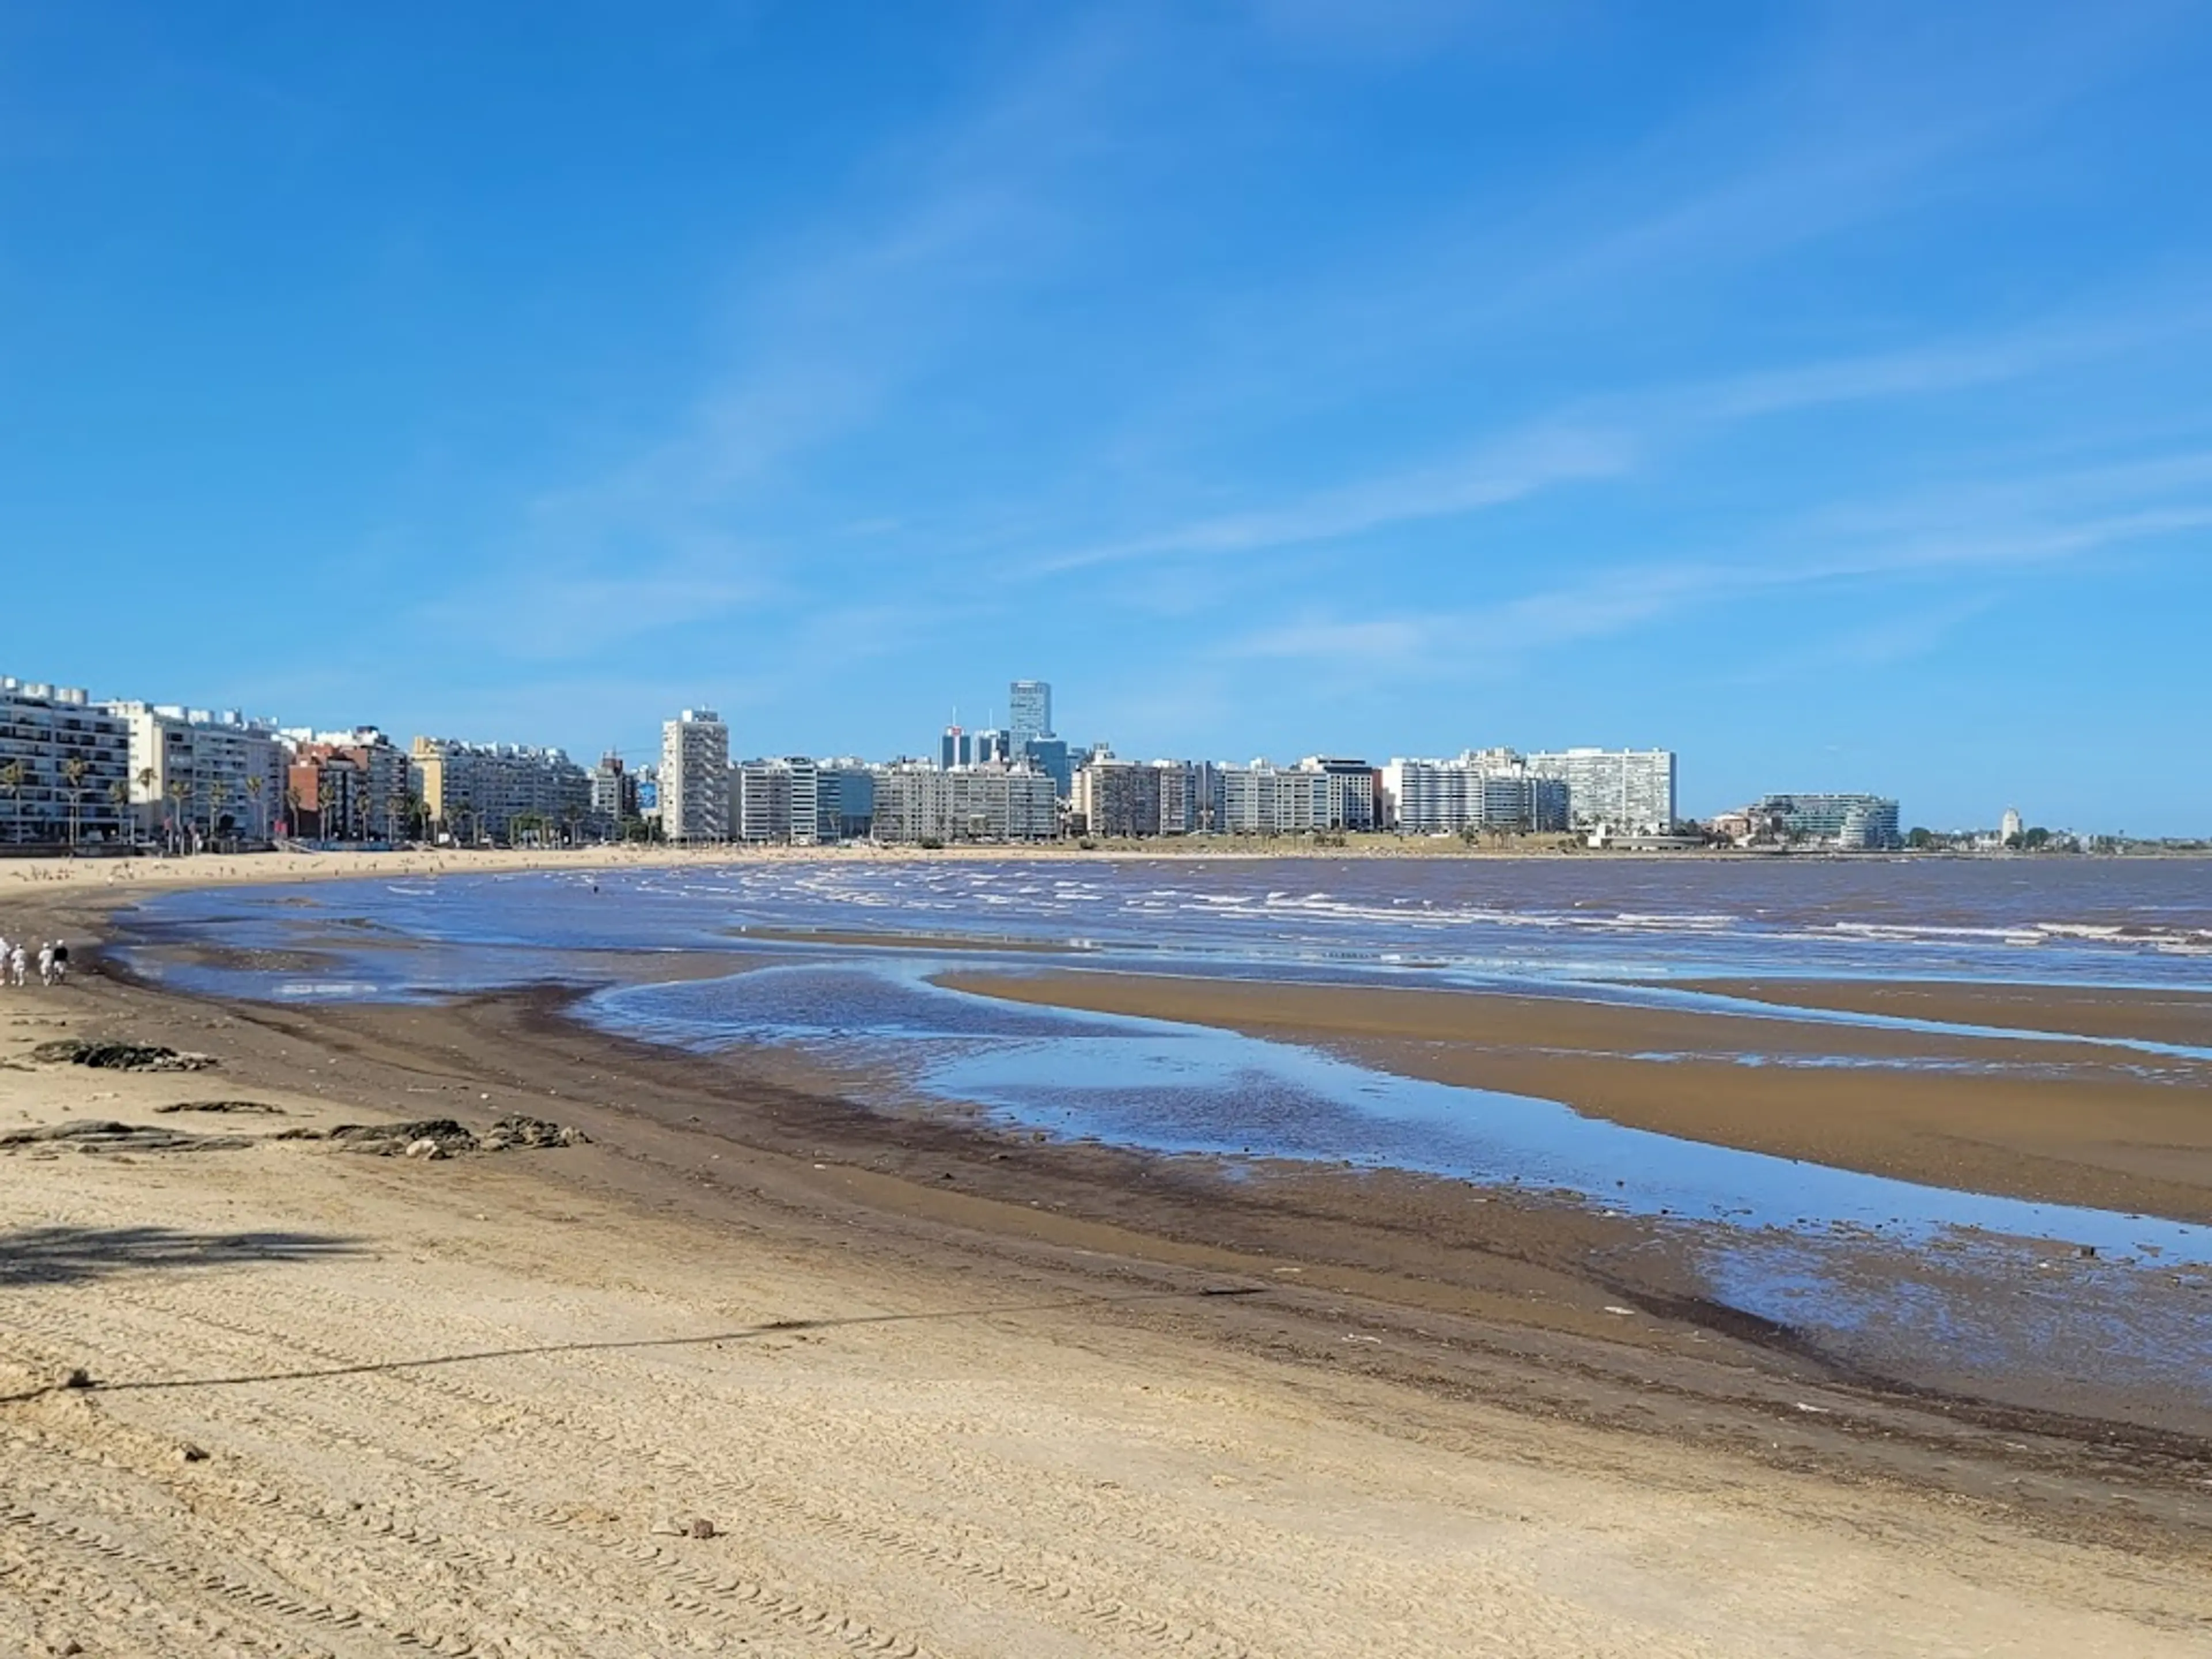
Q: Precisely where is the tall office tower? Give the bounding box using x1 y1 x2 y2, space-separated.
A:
1008 680 1052 753
938 725 972 770
660 708 730 843
1024 736 1072 798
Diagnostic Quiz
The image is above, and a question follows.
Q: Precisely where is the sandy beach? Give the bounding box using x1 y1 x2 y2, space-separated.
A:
3 854 2210 1654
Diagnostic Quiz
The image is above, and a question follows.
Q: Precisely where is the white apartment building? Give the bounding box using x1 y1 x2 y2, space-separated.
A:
734 759 790 843
732 757 820 844
0 677 131 846
1525 747 1677 835
110 703 287 843
412 737 593 844
1216 762 1321 836
660 709 730 844
1382 753 1569 835
786 758 819 846
874 763 1057 843
1297 757 1378 831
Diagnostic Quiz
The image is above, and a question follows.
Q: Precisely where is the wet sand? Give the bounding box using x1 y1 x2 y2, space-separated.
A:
940 969 2212 1224
1675 976 2212 1050
3 874 2210 1652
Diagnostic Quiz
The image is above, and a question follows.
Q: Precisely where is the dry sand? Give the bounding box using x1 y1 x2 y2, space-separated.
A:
2 861 2210 1655
944 969 2212 1224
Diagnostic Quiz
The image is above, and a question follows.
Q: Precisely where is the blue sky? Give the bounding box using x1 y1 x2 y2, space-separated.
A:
5 3 2210 832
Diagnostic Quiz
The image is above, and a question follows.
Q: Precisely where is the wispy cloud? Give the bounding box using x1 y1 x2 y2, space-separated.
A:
1040 309 2194 581
1037 425 1630 574
417 12 1150 659
1227 478 2212 674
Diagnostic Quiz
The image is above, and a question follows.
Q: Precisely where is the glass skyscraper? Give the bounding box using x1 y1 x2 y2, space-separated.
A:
1008 679 1052 752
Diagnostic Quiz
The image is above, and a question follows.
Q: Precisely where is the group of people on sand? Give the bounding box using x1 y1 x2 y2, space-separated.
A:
0 934 66 986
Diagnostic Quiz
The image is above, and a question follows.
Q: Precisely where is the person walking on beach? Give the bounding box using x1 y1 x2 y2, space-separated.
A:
37 942 55 987
0 935 10 987
50 942 67 984
10 942 27 987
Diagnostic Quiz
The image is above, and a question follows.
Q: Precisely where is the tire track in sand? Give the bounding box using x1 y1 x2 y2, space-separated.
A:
86 1278 1265 1656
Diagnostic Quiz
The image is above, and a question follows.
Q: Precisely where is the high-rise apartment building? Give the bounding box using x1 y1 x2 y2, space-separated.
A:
0 677 131 846
1525 748 1677 835
1154 760 1194 835
1071 757 1164 838
590 751 636 831
875 763 1057 842
1382 753 1568 835
732 757 820 844
412 737 592 844
661 709 730 843
1298 757 1381 832
734 759 790 844
109 702 286 844
281 727 411 842
1216 762 1321 836
1008 680 1052 753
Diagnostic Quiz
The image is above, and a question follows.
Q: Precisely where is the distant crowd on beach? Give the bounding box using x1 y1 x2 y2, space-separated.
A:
0 934 67 986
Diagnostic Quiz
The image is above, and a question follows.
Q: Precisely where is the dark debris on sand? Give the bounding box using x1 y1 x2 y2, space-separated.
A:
315 1115 590 1157
29 1040 217 1073
0 1121 252 1154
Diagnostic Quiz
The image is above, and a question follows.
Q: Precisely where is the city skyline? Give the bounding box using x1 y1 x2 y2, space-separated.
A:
0 664 2070 840
5 7 2211 831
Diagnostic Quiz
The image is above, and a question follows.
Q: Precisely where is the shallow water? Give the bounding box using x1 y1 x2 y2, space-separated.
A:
117 858 2212 1407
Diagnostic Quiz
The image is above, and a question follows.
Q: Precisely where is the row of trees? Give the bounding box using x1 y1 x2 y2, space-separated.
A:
0 756 139 849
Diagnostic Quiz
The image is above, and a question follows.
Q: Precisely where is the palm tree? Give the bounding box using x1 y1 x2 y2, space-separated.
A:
107 778 130 843
165 779 191 854
246 774 267 845
0 759 23 847
61 755 88 851
283 783 303 841
208 779 232 849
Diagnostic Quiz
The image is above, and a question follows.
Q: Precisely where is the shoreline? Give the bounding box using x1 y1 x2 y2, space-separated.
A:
11 840 2210 909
